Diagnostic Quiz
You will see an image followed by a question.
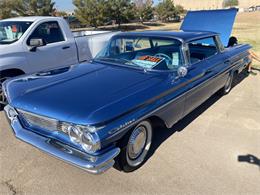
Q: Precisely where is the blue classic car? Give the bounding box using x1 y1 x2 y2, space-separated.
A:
3 9 252 174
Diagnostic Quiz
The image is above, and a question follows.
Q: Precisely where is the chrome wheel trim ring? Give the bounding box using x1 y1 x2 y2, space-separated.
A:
126 121 152 167
224 74 233 93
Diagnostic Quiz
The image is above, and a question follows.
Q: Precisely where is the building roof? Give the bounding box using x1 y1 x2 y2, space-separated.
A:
117 31 218 42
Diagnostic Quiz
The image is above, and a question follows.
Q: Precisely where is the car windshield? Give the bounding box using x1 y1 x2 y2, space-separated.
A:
95 35 184 71
0 21 33 44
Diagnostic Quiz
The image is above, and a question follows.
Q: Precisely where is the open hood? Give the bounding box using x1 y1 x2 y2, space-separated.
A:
180 8 238 46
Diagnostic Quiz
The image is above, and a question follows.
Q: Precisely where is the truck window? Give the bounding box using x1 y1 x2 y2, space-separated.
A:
188 37 218 64
28 21 64 44
0 21 32 44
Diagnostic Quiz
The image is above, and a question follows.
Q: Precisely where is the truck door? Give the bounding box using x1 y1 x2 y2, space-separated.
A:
25 21 77 73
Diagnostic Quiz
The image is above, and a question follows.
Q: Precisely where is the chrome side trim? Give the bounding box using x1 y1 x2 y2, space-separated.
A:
4 105 120 174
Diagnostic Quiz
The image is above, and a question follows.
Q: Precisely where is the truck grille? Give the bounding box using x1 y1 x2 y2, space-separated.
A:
18 110 60 132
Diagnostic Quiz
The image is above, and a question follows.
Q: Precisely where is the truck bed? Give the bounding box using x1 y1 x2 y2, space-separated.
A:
74 31 119 62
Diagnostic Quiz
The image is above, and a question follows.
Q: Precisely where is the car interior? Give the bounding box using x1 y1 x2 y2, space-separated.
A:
189 44 218 63
97 36 219 70
107 41 183 70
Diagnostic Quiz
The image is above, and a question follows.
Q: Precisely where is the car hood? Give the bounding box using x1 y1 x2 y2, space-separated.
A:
0 44 10 54
5 62 166 125
0 43 20 58
180 8 237 46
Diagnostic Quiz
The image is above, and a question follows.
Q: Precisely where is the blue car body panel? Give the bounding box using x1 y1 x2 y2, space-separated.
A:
4 40 251 149
181 8 238 46
3 10 252 173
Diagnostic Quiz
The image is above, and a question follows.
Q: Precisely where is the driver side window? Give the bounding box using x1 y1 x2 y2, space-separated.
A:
27 21 64 45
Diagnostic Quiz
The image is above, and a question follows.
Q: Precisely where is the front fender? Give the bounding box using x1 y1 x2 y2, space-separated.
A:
0 55 28 73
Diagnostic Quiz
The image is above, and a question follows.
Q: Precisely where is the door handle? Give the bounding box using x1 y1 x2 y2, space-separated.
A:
62 46 70 50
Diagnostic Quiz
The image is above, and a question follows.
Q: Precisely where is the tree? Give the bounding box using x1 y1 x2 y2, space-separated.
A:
223 0 239 8
0 0 17 19
156 0 178 22
134 0 154 23
73 0 107 28
13 0 55 16
106 0 136 27
175 4 185 15
0 0 55 19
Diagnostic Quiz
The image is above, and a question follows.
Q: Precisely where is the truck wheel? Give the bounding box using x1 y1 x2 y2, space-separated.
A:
218 72 234 96
0 70 24 110
115 120 153 172
0 77 9 110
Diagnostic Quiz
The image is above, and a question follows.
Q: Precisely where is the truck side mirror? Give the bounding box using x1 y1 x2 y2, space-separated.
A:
29 38 46 52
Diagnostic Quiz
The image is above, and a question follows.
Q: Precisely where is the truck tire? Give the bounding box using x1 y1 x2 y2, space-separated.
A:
114 120 153 172
218 72 234 96
0 77 9 110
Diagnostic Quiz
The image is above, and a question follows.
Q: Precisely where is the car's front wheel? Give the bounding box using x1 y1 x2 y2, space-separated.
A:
115 120 153 172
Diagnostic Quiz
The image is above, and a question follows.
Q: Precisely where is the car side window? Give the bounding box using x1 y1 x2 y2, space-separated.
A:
133 38 151 51
28 21 64 45
188 37 218 64
152 39 177 47
110 38 151 54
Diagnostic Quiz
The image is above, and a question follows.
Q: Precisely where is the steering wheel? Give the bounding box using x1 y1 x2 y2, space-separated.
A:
155 53 172 67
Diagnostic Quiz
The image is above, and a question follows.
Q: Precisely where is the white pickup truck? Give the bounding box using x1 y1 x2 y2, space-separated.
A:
0 16 118 106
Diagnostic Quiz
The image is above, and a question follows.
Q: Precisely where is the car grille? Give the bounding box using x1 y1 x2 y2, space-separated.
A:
18 109 60 132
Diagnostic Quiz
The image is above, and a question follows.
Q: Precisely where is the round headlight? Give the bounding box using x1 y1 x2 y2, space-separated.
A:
68 126 82 144
81 131 100 154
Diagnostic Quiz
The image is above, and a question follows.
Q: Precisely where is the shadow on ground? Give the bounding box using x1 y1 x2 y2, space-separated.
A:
238 154 260 170
252 67 260 72
145 70 249 164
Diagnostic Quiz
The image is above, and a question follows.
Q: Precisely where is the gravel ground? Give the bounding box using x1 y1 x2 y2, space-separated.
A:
0 71 260 195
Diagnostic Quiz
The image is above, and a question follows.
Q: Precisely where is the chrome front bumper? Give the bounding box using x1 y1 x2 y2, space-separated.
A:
4 105 120 174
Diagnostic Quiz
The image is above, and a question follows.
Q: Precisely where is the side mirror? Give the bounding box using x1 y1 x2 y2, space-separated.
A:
29 38 46 52
177 66 188 78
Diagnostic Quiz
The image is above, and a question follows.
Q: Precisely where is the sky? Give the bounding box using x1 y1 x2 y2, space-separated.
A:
54 0 160 11
55 0 74 12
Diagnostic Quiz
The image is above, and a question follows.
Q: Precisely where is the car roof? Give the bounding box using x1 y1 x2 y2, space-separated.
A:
116 30 219 43
0 16 59 22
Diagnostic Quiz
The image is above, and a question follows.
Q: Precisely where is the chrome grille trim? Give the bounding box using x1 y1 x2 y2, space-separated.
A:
18 109 59 131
